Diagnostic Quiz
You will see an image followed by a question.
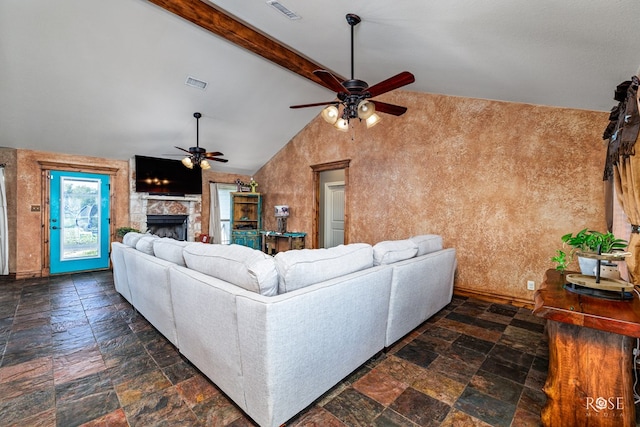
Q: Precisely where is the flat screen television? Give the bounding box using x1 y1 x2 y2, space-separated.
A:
134 155 202 195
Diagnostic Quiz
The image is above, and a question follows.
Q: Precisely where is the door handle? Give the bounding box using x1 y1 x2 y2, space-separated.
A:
51 226 59 230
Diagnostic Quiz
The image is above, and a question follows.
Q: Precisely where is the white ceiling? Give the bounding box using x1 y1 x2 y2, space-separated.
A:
1 0 639 175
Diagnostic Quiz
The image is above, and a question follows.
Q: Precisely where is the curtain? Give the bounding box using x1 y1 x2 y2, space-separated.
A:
209 182 222 244
0 166 8 275
607 76 640 282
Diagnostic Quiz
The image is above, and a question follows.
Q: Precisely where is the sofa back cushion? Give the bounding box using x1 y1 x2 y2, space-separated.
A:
135 235 159 255
183 244 278 296
373 239 418 266
122 232 145 247
410 234 443 256
153 238 191 266
275 243 373 293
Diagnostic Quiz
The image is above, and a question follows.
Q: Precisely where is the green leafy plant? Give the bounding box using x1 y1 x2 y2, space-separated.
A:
116 226 140 238
551 249 569 273
561 228 628 255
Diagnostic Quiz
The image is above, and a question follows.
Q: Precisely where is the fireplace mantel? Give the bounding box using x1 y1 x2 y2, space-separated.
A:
143 195 200 202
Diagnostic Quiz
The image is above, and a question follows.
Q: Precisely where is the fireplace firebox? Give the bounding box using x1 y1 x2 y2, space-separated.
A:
146 215 188 241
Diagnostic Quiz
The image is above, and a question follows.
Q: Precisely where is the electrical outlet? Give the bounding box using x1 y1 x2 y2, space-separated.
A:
527 280 535 291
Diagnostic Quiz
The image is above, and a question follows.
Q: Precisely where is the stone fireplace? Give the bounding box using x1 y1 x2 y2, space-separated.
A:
130 194 202 241
129 157 203 241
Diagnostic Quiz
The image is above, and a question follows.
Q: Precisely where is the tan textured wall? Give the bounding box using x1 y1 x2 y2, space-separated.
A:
0 148 129 279
254 91 608 303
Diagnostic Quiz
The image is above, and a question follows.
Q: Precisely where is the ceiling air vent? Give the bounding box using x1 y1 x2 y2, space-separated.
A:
185 76 208 90
266 1 301 20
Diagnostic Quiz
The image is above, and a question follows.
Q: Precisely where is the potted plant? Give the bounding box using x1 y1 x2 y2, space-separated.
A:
557 229 628 275
115 226 140 242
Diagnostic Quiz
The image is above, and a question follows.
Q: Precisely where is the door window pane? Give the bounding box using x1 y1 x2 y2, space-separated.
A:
61 177 100 259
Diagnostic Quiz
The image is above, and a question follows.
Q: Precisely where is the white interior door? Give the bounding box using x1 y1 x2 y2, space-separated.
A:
324 181 344 248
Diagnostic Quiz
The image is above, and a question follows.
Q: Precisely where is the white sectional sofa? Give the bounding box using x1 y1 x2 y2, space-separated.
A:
111 233 456 427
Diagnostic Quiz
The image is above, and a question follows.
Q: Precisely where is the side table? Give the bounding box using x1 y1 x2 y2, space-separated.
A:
261 231 306 255
533 269 640 426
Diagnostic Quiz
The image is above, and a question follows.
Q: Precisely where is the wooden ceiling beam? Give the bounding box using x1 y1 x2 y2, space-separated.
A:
146 0 345 90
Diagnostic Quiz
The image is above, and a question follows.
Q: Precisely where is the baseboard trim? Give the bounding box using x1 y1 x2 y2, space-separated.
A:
454 287 534 310
13 271 43 280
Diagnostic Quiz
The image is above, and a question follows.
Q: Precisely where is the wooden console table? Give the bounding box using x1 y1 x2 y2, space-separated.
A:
260 231 306 255
533 269 640 426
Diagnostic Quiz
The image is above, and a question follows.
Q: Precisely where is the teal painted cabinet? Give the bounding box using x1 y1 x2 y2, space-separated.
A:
230 192 262 249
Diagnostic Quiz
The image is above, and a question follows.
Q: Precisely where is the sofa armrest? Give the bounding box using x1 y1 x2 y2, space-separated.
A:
385 248 457 346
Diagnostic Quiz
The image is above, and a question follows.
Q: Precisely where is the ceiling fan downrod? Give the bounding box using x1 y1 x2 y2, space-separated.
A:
193 112 201 150
346 13 361 81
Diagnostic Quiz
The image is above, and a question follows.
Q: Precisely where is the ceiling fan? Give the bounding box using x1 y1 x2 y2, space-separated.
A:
290 13 415 131
175 112 228 170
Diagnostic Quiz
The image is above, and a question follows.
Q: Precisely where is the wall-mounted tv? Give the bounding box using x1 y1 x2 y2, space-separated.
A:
134 155 202 195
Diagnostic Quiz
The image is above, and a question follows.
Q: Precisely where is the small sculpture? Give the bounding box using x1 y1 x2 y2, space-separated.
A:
250 177 258 193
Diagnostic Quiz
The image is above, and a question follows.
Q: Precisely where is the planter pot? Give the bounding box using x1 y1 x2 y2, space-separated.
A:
578 257 598 276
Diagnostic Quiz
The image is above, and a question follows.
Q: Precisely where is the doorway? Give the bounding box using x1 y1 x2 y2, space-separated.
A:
49 170 110 274
320 177 345 248
311 160 350 248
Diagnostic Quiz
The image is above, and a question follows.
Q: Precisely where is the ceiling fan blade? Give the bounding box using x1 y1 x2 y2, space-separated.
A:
206 157 229 163
290 101 338 109
204 151 223 157
313 70 349 94
371 101 408 116
174 146 192 153
366 71 415 98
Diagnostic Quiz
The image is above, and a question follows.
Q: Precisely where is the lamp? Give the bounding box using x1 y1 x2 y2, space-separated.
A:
320 100 381 132
334 118 350 132
321 105 339 124
365 113 381 128
274 205 289 233
181 156 194 169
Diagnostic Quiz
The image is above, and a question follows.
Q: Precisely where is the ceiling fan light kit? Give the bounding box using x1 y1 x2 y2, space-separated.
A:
175 112 228 170
290 13 414 132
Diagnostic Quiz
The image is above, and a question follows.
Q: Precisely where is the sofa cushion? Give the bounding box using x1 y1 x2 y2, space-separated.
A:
183 244 278 296
373 240 418 266
410 234 443 256
153 238 191 266
122 232 145 247
135 235 159 255
275 243 373 293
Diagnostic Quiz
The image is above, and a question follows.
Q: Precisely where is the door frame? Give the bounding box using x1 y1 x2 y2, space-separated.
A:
311 159 350 249
39 161 119 276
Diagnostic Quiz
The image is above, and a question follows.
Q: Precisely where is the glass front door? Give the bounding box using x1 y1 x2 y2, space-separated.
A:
49 170 110 274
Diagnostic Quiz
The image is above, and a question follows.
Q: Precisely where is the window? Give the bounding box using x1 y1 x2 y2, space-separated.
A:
217 184 236 244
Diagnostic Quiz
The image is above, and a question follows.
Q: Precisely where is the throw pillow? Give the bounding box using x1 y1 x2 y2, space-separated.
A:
373 240 418 266
183 244 278 296
409 234 443 256
275 243 373 294
122 232 145 247
135 235 159 255
153 238 191 266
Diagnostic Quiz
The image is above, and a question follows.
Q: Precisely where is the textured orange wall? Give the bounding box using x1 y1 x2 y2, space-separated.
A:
255 91 609 303
0 148 129 278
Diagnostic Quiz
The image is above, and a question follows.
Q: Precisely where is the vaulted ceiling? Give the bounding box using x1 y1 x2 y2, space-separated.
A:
1 0 638 174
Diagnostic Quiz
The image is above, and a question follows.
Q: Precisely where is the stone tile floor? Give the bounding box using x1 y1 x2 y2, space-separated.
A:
0 271 550 426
